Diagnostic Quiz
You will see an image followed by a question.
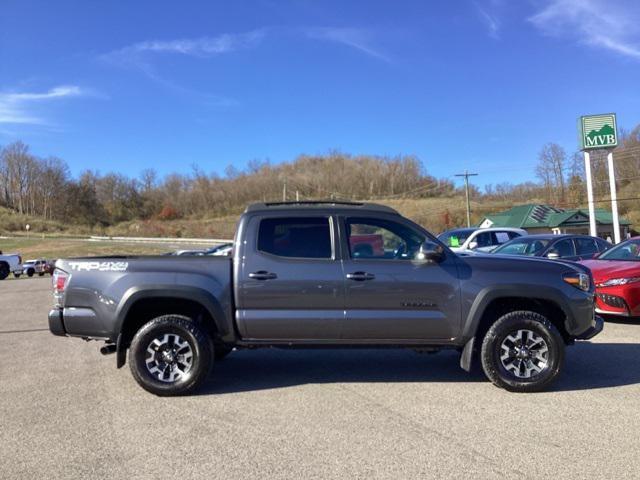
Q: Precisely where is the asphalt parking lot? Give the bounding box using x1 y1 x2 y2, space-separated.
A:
2 277 640 479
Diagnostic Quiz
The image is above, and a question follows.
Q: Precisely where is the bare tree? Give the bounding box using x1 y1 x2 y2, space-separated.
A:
536 143 567 204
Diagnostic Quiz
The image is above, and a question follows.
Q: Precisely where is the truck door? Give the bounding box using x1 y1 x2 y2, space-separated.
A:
340 216 461 341
235 215 344 340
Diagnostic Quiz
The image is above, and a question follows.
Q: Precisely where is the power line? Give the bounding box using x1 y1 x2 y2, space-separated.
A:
455 171 478 227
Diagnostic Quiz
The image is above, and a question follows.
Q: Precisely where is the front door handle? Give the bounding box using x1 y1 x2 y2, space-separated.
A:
346 271 375 281
249 271 278 280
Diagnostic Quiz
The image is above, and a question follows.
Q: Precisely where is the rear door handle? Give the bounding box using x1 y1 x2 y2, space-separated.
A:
249 271 278 280
346 271 375 281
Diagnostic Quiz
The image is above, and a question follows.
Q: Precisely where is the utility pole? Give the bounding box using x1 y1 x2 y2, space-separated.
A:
282 178 287 202
455 170 478 227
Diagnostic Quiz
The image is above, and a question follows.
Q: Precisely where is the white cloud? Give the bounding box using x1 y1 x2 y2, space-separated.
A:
529 0 640 60
100 27 389 102
474 2 501 39
103 29 267 65
303 27 390 61
0 85 89 125
103 26 389 68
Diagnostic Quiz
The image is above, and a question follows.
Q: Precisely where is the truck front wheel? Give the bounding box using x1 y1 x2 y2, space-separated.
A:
129 315 213 396
480 311 565 392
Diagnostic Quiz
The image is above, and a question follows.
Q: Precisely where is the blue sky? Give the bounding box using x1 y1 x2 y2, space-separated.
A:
1 0 639 190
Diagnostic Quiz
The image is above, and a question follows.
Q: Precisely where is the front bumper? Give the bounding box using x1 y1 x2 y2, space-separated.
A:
575 315 604 340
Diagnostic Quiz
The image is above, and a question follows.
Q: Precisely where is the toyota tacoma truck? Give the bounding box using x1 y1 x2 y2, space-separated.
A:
48 201 603 396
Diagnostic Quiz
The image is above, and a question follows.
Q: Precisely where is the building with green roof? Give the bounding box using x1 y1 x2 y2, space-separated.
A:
479 204 631 240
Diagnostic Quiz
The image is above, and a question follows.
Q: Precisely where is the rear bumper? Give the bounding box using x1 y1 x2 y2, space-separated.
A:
48 307 108 339
48 308 66 336
575 315 604 340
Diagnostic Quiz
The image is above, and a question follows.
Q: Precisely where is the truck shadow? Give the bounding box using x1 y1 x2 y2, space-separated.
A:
553 342 640 392
198 342 640 395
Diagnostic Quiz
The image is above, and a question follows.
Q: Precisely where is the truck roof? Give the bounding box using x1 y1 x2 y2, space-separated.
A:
245 201 399 214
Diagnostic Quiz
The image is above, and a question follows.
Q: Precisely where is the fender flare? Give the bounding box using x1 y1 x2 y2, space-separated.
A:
461 284 572 341
114 285 229 342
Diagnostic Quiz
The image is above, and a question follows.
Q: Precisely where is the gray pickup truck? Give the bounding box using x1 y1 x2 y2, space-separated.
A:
48 201 603 395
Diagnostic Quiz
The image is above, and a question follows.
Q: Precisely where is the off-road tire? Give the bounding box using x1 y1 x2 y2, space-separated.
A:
0 262 9 280
129 315 214 396
481 310 565 393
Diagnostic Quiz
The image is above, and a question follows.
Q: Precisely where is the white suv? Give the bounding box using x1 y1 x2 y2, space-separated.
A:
438 227 527 253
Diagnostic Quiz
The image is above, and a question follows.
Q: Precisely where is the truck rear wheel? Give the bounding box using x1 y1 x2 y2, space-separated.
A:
480 311 564 393
26 268 34 277
129 315 213 396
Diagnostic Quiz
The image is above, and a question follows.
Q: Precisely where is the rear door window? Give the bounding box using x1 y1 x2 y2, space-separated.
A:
474 231 494 248
494 231 512 245
552 238 576 257
574 238 598 256
258 217 332 259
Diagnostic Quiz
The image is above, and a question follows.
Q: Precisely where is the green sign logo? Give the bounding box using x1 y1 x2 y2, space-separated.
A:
579 113 617 150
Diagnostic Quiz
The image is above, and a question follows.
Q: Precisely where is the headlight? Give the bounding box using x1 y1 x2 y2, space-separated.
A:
563 272 591 291
597 277 640 287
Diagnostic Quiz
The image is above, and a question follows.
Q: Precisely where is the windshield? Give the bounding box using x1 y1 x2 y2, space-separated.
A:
598 239 640 261
493 238 551 256
437 229 474 248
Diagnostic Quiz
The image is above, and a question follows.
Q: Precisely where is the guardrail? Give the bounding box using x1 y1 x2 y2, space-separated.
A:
88 236 233 245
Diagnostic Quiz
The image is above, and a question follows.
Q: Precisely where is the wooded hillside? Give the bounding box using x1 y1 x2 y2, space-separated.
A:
1 123 639 237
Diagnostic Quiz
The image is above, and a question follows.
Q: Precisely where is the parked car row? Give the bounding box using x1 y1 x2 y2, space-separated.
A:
438 227 611 261
0 254 55 280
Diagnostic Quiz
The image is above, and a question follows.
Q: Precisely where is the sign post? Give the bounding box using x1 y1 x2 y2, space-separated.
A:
607 151 621 243
583 152 597 237
579 113 619 242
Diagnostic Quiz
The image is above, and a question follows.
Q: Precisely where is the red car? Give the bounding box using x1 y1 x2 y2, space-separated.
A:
581 237 640 318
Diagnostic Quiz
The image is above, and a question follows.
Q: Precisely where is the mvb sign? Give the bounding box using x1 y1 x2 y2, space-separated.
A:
579 113 617 150
579 112 621 243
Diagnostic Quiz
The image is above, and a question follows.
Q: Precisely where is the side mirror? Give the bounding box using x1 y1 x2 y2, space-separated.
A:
546 250 560 260
468 241 478 250
416 241 445 263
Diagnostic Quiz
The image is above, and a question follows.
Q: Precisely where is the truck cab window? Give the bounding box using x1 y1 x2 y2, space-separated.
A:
258 217 332 259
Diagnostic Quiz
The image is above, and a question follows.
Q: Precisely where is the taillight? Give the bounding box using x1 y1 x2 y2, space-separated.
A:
53 269 69 293
52 269 69 306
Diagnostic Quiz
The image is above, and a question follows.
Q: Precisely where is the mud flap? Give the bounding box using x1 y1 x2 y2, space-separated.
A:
116 333 126 369
459 337 475 372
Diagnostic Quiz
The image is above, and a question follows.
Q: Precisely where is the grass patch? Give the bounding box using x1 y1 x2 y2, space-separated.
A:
0 238 173 259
